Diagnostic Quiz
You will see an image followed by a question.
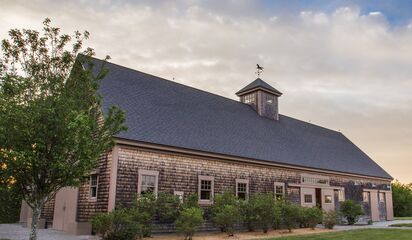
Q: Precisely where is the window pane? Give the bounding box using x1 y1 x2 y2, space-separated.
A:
90 174 98 186
363 192 370 203
201 180 211 190
238 192 246 200
275 194 283 201
200 190 211 200
275 185 284 194
324 195 332 203
91 187 97 198
237 183 247 192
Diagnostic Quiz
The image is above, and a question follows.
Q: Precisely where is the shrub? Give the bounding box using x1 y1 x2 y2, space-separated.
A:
210 192 240 235
322 210 338 229
303 207 323 230
340 200 363 225
240 197 258 231
131 193 157 237
156 192 181 223
183 193 199 209
91 208 142 240
280 202 300 232
272 202 282 230
175 207 204 240
392 181 412 217
253 193 276 233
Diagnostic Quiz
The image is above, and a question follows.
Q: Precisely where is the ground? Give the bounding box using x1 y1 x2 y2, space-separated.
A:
267 229 412 240
1 220 412 240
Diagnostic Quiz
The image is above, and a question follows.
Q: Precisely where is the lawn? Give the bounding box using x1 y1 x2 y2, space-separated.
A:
394 216 412 220
390 223 412 227
265 229 412 240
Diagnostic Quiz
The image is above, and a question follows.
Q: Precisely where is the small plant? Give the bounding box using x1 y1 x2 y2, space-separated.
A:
368 219 373 225
280 201 301 232
175 207 204 240
340 200 364 225
210 192 240 235
91 208 142 240
156 192 181 223
303 207 323 230
323 210 338 229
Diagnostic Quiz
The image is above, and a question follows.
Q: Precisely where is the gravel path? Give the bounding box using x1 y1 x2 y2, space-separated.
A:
0 224 96 240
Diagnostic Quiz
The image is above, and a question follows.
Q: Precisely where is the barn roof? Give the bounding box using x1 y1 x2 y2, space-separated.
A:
91 58 392 180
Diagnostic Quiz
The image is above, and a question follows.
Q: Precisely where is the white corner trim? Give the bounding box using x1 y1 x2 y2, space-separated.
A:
108 146 119 212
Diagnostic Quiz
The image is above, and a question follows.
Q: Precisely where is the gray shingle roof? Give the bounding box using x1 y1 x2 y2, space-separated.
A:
236 78 282 96
93 58 392 180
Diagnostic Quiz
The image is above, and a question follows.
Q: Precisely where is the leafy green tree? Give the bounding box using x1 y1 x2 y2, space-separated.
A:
253 193 276 233
210 191 240 235
340 200 364 225
132 193 157 237
0 19 126 240
240 196 258 231
156 192 181 224
302 207 323 229
175 207 204 240
392 180 412 217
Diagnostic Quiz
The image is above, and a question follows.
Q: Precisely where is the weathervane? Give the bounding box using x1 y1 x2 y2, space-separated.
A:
256 64 264 77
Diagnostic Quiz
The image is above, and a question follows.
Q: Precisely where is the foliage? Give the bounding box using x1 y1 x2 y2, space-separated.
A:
183 193 199 209
301 207 323 230
392 181 412 217
210 191 240 235
272 201 282 230
389 223 412 227
91 208 142 240
0 18 126 240
240 196 259 231
322 211 338 229
279 201 301 232
131 193 157 237
156 192 181 224
252 193 277 233
0 185 22 223
175 207 204 240
265 229 412 240
340 200 364 225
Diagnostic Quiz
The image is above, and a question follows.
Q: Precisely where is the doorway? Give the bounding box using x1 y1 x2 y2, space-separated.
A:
315 188 322 209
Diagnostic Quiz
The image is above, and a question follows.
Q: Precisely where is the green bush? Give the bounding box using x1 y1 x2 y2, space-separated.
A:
91 208 142 240
272 202 282 230
210 192 240 235
240 197 258 231
131 193 157 237
323 210 338 229
280 202 300 232
156 192 181 223
175 207 204 240
392 181 412 217
302 207 323 230
340 200 364 225
0 186 22 223
183 193 199 209
253 193 276 233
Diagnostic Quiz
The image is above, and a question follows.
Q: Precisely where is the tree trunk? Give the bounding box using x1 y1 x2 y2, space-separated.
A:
29 202 43 240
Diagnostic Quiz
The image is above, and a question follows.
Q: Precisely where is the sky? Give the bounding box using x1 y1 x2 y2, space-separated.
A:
1 0 412 183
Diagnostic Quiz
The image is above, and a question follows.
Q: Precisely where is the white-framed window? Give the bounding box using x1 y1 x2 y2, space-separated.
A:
89 174 99 199
244 94 255 104
235 179 249 200
363 191 370 203
304 194 313 204
274 182 285 201
174 191 184 203
301 174 330 186
338 189 345 202
198 175 214 204
138 169 159 197
324 195 332 204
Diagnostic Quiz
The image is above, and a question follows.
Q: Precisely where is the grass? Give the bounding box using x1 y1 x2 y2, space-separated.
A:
390 223 412 227
264 229 412 240
394 216 412 220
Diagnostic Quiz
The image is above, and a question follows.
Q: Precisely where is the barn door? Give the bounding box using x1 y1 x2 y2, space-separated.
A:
52 187 78 231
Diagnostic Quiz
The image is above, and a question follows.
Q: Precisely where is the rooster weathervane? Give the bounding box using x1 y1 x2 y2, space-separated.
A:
256 64 264 77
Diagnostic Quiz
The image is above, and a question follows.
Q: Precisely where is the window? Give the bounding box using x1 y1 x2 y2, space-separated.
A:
90 174 99 199
244 94 255 104
363 191 370 203
198 176 214 204
304 194 313 203
338 189 345 202
236 179 249 200
324 195 332 204
379 192 385 203
274 182 285 201
138 169 159 196
301 174 330 186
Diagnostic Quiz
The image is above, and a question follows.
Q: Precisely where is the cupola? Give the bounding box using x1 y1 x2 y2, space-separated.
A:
236 78 282 120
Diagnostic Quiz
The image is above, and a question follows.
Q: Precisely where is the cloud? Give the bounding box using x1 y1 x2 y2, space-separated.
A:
1 1 412 182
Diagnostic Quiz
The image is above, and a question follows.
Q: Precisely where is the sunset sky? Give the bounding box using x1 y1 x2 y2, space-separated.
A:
1 0 411 182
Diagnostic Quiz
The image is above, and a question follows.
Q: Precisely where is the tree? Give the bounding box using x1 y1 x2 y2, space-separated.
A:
340 200 364 225
392 180 412 217
253 193 276 233
175 207 204 240
280 201 300 232
210 191 240 235
0 18 126 240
